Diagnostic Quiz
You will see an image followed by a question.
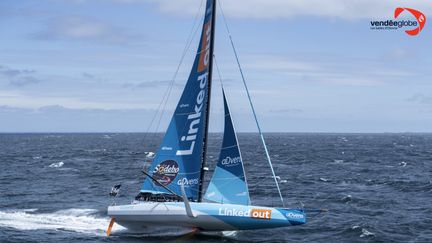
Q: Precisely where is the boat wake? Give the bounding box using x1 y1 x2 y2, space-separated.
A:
0 209 203 238
0 208 124 235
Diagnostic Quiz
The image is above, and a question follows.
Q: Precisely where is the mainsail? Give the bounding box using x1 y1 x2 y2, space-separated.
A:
140 0 215 201
204 89 250 205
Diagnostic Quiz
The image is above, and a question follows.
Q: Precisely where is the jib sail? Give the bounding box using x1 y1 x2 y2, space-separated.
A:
204 90 250 205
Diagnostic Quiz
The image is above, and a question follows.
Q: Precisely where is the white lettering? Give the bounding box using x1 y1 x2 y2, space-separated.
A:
286 212 304 219
177 177 199 186
176 73 208 156
218 208 250 217
221 156 241 165
153 164 179 174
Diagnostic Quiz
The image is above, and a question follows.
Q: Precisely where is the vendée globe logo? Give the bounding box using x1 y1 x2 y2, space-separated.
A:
370 7 426 36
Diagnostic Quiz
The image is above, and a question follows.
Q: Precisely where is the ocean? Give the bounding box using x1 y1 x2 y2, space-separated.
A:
0 133 431 242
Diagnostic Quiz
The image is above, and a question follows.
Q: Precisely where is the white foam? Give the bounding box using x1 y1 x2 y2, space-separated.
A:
145 152 155 158
360 228 375 237
341 194 352 203
0 208 124 235
222 230 237 237
49 161 64 168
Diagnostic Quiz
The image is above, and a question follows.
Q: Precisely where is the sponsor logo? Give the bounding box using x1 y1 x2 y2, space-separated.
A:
394 7 426 36
221 156 241 166
370 7 426 36
198 21 212 72
176 11 212 156
286 212 304 219
218 208 272 220
176 73 208 156
152 160 179 186
177 177 199 187
251 209 272 220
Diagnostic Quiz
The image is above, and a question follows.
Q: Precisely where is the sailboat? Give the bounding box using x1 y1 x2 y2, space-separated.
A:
107 0 305 234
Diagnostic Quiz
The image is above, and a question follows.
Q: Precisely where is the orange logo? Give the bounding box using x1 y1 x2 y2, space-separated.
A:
394 7 426 36
197 21 211 72
251 209 272 220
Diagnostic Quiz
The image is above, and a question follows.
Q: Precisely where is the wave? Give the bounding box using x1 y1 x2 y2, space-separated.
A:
49 161 64 168
352 225 375 238
360 228 375 238
0 208 124 235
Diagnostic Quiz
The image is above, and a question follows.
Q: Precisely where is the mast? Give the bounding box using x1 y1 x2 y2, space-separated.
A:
198 0 216 202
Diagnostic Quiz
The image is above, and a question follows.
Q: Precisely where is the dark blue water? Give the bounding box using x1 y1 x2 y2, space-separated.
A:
1 133 431 242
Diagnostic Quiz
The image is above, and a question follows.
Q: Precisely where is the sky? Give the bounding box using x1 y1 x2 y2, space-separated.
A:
0 0 431 133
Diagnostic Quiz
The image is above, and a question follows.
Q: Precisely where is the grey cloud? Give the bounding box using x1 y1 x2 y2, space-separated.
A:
407 93 432 104
9 76 41 86
82 72 96 79
0 65 35 77
0 65 41 86
0 105 26 113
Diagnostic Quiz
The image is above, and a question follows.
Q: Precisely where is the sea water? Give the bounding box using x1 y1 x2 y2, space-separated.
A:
0 133 431 242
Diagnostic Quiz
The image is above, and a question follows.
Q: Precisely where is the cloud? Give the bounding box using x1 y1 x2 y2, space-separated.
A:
0 65 41 86
243 56 319 72
241 55 394 86
0 65 35 77
33 16 139 44
9 76 41 86
51 0 430 19
0 105 166 132
122 80 182 89
145 0 430 19
407 93 432 105
82 72 96 79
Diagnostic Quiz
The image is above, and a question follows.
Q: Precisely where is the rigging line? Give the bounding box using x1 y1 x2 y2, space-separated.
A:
144 0 205 144
213 54 224 88
155 18 207 140
153 13 205 135
152 1 205 136
217 0 285 207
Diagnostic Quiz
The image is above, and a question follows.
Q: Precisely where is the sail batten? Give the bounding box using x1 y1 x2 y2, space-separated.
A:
140 0 215 201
